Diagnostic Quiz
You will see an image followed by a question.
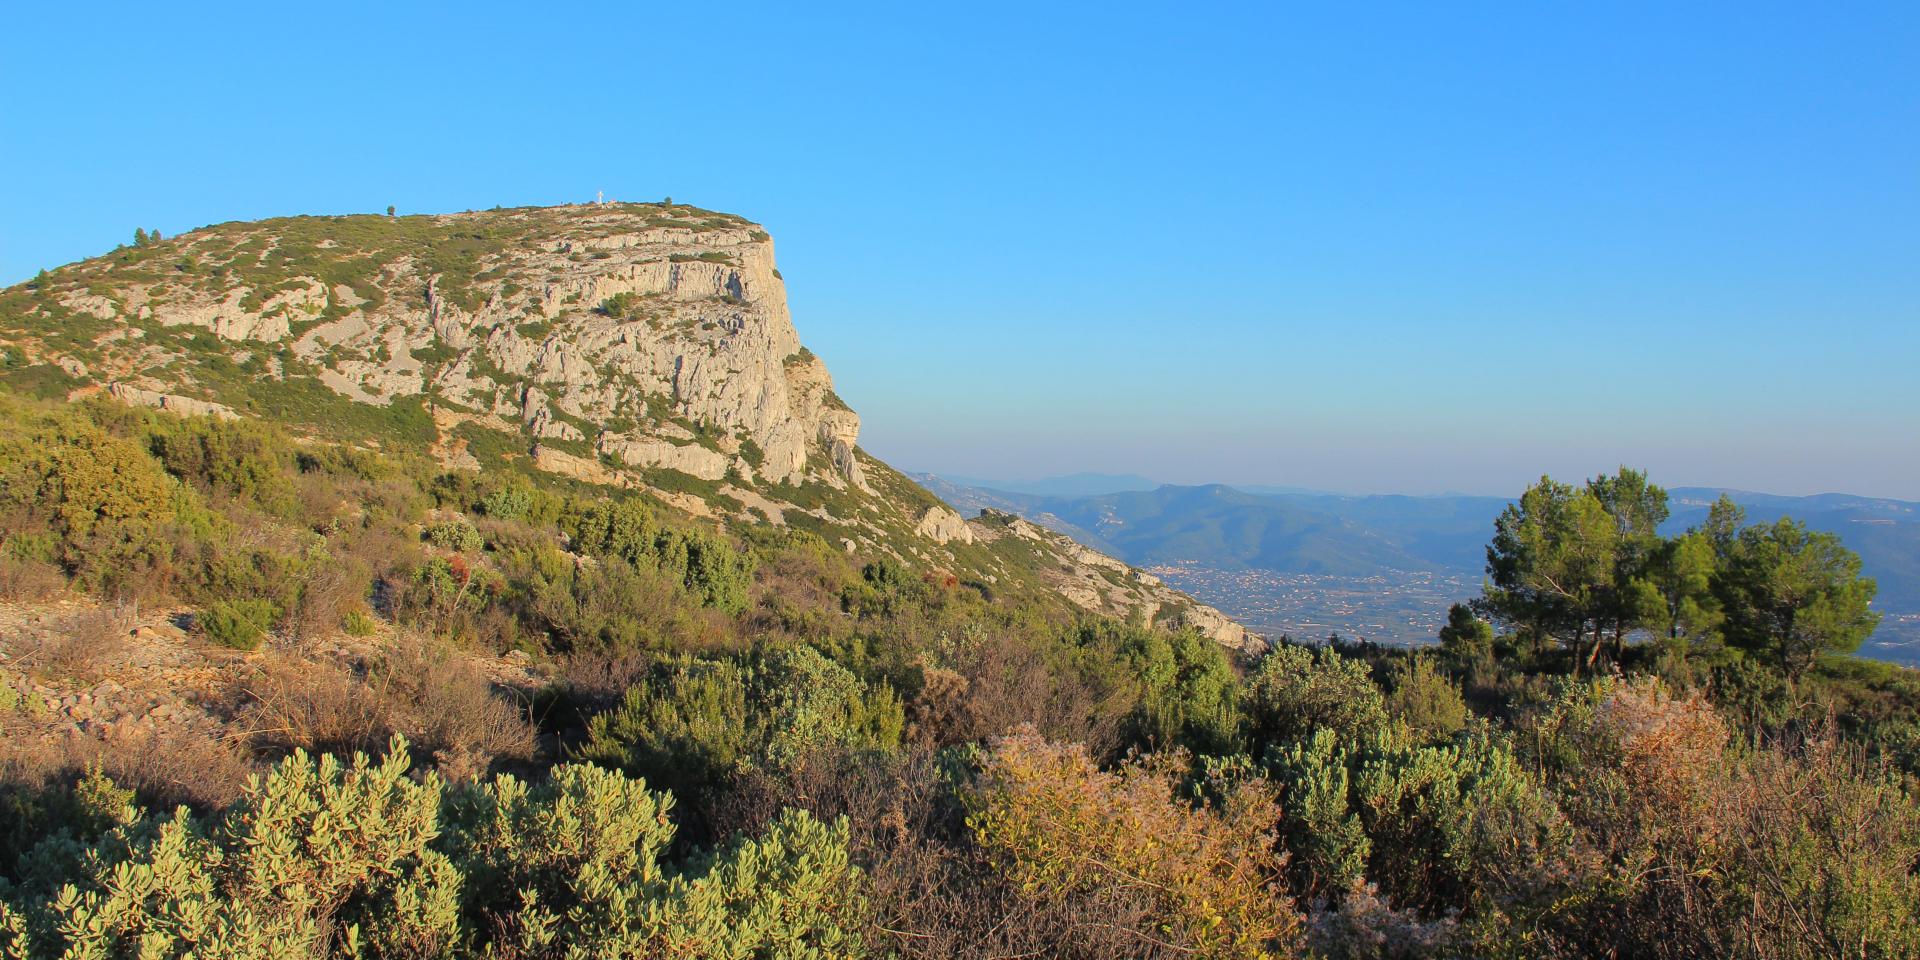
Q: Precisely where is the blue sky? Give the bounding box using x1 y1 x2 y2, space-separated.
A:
3 2 1915 498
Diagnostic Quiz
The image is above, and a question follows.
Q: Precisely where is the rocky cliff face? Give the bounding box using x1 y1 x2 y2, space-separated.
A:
1 203 1257 651
31 204 865 492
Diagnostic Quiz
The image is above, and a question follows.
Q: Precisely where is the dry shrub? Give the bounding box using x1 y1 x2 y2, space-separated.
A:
963 729 1302 959
0 724 253 813
290 470 358 533
0 554 67 602
381 636 535 782
285 551 372 642
1595 676 1728 826
232 637 534 783
747 543 859 636
1546 680 1920 960
931 632 1124 754
554 648 655 711
13 601 135 681
712 746 1183 960
1308 880 1459 960
1707 732 1920 959
234 656 392 757
339 524 424 608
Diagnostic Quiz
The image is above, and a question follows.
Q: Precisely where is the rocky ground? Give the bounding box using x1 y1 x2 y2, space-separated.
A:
0 598 546 802
0 600 229 744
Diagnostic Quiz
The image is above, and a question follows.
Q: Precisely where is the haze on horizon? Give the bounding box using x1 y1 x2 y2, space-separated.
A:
3 2 1913 500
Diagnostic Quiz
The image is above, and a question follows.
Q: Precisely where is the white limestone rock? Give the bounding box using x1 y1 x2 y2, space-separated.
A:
915 505 976 545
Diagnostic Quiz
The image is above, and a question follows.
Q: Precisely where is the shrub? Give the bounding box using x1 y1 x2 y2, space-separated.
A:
1098 621 1242 754
1246 643 1388 750
14 602 133 680
515 545 727 652
1272 729 1371 901
198 598 277 650
0 738 870 958
0 555 64 602
342 610 378 637
234 636 534 783
964 729 1302 959
380 637 535 783
0 405 175 589
446 764 868 957
234 657 393 756
1348 729 1570 917
479 484 533 521
579 646 903 807
147 414 295 513
425 518 483 553
1383 655 1469 743
563 498 755 616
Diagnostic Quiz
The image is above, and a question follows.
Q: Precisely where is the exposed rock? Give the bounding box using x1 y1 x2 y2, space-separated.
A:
152 286 293 342
59 293 118 320
914 505 976 544
530 445 632 488
105 383 240 420
1167 604 1267 655
598 435 732 481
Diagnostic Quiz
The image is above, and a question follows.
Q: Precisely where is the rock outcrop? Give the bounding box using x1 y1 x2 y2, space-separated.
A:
105 383 240 421
914 505 975 544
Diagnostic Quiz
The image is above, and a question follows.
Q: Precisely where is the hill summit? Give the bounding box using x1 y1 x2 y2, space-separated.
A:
0 203 1257 650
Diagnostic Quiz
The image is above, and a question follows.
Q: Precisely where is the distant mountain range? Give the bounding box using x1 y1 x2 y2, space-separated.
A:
913 473 1920 664
926 472 1164 497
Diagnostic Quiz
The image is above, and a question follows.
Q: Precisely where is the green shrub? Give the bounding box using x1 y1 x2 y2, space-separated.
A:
578 646 904 803
597 292 641 319
1093 621 1241 754
199 598 277 650
426 518 483 553
563 498 754 615
342 610 378 637
147 414 295 513
1272 729 1371 900
0 738 869 958
0 402 175 587
1384 655 1470 742
1246 643 1388 751
480 484 534 521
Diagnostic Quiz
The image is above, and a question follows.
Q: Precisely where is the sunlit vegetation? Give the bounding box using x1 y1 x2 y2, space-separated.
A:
1 383 1916 957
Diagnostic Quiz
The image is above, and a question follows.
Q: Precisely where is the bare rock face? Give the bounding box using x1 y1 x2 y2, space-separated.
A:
105 383 240 421
914 505 975 544
1166 604 1263 655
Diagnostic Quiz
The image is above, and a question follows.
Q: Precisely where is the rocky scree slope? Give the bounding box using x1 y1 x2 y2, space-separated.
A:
0 203 1257 651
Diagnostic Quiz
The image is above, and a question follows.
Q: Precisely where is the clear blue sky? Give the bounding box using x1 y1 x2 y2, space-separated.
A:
4 2 1916 498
